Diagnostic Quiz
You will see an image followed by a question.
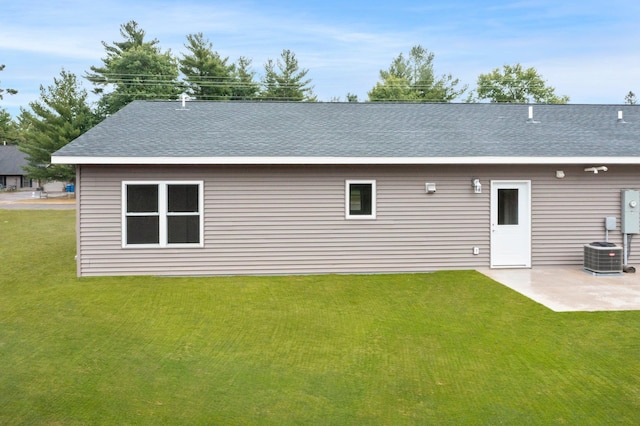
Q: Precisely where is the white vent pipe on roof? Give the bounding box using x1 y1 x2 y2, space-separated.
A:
526 105 539 123
177 94 191 110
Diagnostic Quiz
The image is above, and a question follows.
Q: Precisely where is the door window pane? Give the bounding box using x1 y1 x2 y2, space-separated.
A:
498 189 518 225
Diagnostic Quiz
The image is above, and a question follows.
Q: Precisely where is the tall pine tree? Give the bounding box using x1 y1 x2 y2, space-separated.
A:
260 50 316 101
0 64 19 145
86 21 182 116
0 109 19 145
18 70 96 183
180 33 235 100
0 64 18 100
230 56 259 100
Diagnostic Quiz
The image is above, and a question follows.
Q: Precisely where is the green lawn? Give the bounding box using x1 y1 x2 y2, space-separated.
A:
1 209 639 424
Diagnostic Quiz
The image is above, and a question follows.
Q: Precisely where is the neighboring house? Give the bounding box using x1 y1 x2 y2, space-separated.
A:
52 100 640 277
0 144 33 189
0 144 66 192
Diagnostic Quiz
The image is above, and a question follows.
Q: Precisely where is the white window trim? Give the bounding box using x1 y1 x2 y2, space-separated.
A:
345 180 377 220
122 180 204 248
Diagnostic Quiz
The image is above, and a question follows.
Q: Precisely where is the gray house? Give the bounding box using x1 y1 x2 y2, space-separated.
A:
0 144 31 190
52 100 640 277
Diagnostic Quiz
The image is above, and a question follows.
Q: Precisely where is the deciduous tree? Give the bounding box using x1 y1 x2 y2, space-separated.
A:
624 91 637 105
345 93 359 102
368 45 466 102
474 63 569 104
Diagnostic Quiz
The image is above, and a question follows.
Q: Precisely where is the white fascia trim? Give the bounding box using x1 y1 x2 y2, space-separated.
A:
51 156 640 166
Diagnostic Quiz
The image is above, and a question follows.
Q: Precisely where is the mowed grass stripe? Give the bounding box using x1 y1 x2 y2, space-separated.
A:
1 209 639 424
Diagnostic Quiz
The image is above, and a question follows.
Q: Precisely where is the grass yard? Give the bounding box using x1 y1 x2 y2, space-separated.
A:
1 209 639 424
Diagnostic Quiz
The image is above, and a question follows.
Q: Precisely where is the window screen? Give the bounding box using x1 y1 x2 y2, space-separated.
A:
168 184 199 213
124 182 202 247
127 185 158 213
126 184 160 244
126 216 160 244
168 216 200 243
167 184 200 243
349 183 373 215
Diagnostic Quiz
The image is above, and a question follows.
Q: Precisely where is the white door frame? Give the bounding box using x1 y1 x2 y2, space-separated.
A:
490 180 532 268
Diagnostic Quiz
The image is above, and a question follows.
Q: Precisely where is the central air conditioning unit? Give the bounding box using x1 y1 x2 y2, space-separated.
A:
584 242 623 274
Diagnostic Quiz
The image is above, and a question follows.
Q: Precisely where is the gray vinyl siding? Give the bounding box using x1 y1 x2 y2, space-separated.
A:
531 165 637 266
75 164 640 276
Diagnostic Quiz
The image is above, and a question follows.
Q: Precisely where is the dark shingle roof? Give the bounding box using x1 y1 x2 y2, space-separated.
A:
0 145 28 175
52 101 640 163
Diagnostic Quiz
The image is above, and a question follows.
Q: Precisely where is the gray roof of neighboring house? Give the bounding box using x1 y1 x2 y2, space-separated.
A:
52 100 640 164
0 145 28 175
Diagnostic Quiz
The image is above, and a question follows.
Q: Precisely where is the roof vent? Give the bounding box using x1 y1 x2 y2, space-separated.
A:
177 94 190 110
526 106 540 124
617 111 626 123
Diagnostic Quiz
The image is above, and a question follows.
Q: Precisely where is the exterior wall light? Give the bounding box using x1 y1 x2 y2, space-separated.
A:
584 166 608 174
472 178 482 194
425 182 436 193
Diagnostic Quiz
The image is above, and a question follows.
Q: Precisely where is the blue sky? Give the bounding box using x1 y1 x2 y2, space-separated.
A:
1 0 639 116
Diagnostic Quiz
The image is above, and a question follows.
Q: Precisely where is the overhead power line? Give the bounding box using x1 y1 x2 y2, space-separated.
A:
83 72 567 103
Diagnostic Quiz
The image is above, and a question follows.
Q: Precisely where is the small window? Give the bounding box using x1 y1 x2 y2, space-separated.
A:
123 181 203 247
346 180 376 219
498 188 519 225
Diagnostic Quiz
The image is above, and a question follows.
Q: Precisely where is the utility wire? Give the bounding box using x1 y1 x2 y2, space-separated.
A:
85 73 565 103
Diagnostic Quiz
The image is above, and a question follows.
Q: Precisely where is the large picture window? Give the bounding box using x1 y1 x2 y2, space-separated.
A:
123 181 203 247
345 180 376 219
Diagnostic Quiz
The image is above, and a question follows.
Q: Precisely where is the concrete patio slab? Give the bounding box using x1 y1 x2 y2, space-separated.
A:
478 267 640 312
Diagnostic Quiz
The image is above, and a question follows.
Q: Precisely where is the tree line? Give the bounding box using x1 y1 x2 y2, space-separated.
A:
85 21 318 117
0 20 635 183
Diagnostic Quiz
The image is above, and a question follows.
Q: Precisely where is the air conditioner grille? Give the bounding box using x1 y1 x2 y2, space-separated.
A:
584 243 623 273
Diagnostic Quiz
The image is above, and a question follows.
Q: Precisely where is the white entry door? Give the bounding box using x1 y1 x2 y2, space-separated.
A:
491 181 531 268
